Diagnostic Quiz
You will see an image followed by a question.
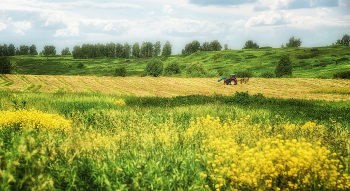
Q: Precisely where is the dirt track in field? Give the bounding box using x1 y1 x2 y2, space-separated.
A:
0 74 349 101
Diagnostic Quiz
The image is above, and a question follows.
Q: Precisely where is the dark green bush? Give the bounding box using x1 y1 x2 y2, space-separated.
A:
260 71 275 78
77 63 84 69
275 55 292 77
0 56 12 74
333 70 350 79
310 48 319 52
144 58 163 77
235 70 253 78
115 66 127 77
164 60 181 76
186 62 207 77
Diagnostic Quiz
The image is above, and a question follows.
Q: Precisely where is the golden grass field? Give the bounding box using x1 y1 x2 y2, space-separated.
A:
1 74 350 101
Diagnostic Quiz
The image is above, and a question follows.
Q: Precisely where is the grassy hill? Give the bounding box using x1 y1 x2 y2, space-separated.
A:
8 45 350 78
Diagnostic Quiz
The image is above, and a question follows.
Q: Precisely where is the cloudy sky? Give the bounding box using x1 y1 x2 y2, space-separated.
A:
0 0 349 54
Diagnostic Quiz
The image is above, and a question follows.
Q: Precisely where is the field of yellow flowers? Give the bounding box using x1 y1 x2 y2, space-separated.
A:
0 90 349 190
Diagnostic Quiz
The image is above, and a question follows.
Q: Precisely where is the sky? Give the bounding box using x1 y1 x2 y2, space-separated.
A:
0 0 349 54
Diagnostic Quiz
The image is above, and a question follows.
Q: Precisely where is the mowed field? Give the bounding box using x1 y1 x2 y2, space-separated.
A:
1 74 350 101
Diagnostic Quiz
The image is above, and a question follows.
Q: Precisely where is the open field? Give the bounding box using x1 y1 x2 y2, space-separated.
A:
0 89 349 190
1 74 350 101
9 45 350 78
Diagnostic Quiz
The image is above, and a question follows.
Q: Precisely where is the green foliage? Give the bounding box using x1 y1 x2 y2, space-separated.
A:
286 36 302 47
333 70 350 79
19 45 30 55
77 62 84 69
144 58 163 77
115 66 127 77
336 34 350 46
132 42 140 58
243 40 259 49
186 62 207 77
0 56 13 74
201 42 211 51
259 71 275 78
210 40 222 51
275 55 293 77
141 42 154 58
162 41 172 56
43 45 56 56
153 41 161 56
29 44 38 55
235 69 253 78
259 46 272 49
224 44 229 50
164 60 181 76
61 47 71 55
310 48 319 52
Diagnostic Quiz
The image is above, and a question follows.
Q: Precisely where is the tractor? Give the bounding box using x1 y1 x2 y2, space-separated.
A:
218 74 238 85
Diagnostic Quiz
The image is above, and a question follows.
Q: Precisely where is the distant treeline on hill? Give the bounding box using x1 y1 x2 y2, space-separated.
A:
72 41 172 59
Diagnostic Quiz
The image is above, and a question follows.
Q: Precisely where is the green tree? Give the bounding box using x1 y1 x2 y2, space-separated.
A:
141 42 153 58
341 34 350 46
0 56 13 74
186 62 207 77
201 42 211 51
164 60 181 76
72 45 82 59
285 36 302 48
29 44 38 55
132 42 140 58
162 41 172 56
275 55 293 77
210 40 222 51
20 45 30 55
243 40 259 49
8 44 15 56
61 47 71 55
191 40 200 53
281 43 285 48
144 58 163 77
115 43 123 58
153 41 161 56
123 42 131 59
181 49 185 54
15 47 20 55
2 44 8 56
43 45 56 56
224 44 229 50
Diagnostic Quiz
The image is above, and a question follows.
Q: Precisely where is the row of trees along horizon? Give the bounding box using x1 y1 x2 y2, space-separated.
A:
0 34 349 59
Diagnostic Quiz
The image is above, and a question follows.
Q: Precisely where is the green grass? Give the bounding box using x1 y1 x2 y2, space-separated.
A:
8 45 350 78
0 90 350 190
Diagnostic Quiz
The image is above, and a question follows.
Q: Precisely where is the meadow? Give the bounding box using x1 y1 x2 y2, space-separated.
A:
0 45 350 190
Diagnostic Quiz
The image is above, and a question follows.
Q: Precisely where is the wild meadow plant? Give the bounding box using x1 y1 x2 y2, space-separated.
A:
186 115 350 190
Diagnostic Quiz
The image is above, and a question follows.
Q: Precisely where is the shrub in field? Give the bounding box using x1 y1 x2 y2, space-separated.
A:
186 62 207 77
77 62 84 69
0 109 71 131
115 66 127 77
260 71 275 78
144 58 163 77
333 70 350 79
275 55 293 77
164 60 181 76
235 70 253 78
0 56 13 74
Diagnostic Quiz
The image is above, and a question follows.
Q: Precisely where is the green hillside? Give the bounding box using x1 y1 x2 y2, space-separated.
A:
8 45 350 78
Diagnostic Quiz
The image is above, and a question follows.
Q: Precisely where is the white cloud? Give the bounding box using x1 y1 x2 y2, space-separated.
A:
245 11 283 27
147 11 155 15
163 4 174 14
0 22 6 31
13 21 32 30
316 7 331 18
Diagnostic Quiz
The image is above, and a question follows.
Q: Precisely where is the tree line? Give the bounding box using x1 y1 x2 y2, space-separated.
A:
72 41 172 59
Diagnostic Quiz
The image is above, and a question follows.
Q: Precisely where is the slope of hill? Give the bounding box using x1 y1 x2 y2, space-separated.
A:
8 45 350 78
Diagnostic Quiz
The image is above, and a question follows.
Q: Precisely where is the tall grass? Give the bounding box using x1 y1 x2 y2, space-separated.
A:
0 90 349 190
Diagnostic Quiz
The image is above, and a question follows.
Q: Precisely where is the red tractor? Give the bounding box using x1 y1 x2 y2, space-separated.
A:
223 74 237 85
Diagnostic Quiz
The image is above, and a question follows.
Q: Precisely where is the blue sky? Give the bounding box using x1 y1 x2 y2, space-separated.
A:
0 0 349 54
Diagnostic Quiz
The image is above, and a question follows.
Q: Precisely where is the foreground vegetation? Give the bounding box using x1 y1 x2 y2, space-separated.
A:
6 45 350 78
0 90 349 190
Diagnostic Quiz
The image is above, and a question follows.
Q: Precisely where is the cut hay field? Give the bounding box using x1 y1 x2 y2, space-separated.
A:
1 74 350 101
